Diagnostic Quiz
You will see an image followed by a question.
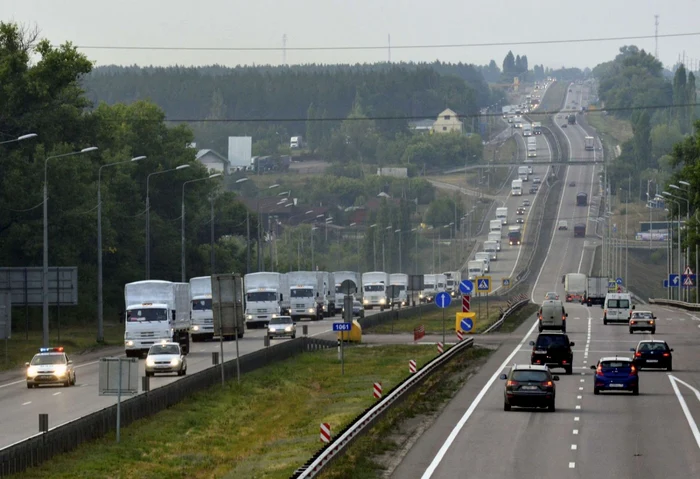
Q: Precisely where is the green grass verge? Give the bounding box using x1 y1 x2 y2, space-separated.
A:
366 300 506 335
14 345 439 479
538 82 567 113
586 111 633 145
317 346 493 478
498 303 539 333
1 321 123 372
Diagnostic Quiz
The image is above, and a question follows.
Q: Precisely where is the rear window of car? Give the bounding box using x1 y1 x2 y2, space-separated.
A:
633 312 653 319
512 370 549 382
536 335 569 348
638 342 668 352
601 361 631 368
607 299 630 308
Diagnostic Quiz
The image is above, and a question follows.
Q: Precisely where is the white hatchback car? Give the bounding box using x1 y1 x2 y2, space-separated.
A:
145 342 187 377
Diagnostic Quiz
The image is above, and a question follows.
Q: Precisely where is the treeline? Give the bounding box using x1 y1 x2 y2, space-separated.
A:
592 45 698 193
0 23 254 323
475 51 586 84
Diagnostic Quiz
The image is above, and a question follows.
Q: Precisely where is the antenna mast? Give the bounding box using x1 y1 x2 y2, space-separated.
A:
654 14 659 58
388 34 391 63
282 34 287 65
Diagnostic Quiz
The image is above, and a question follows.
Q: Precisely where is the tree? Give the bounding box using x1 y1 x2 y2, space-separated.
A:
502 51 515 77
632 110 652 171
673 64 689 133
687 71 697 133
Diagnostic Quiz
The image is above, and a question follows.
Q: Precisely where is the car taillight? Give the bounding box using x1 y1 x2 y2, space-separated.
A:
596 365 603 375
630 320 636 324
541 381 553 387
663 352 670 357
562 315 566 320
629 365 637 376
604 309 607 315
634 352 642 357
507 380 518 387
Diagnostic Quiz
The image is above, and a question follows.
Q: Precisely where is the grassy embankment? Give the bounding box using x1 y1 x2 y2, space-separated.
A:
16 344 459 479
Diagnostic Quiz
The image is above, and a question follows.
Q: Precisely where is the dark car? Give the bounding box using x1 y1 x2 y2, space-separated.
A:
500 364 559 411
516 217 525 224
630 340 673 371
591 357 638 395
529 187 538 194
569 181 576 187
530 332 574 375
562 124 568 128
516 207 525 215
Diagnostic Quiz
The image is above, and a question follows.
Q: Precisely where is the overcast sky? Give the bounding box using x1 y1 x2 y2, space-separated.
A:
3 0 699 70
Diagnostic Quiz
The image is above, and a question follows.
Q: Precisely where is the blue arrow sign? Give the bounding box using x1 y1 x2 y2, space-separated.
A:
459 280 474 294
669 274 680 286
616 277 623 285
460 317 474 332
435 292 452 309
333 322 352 332
663 279 669 288
477 278 491 292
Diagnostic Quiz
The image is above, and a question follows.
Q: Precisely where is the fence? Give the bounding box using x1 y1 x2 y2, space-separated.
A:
648 298 700 311
0 336 336 477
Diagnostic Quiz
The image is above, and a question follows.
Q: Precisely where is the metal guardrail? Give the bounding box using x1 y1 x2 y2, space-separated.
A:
0 336 336 477
483 295 530 334
291 337 475 479
648 298 700 311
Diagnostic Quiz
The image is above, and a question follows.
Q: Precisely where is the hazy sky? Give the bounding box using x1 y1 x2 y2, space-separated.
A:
3 0 699 70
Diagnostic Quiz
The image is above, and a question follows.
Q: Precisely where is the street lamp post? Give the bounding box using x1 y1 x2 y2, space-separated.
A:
663 194 681 300
182 173 222 282
258 184 280 271
234 177 251 273
43 146 98 347
146 164 190 279
0 133 37 146
395 229 402 273
670 183 692 300
97 155 145 343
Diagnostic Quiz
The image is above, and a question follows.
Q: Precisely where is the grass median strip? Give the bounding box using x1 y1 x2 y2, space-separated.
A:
15 344 440 479
366 300 506 335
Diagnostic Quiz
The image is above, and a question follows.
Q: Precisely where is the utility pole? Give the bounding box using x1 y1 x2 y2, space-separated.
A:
210 196 215 275
388 34 391 63
282 34 287 65
654 14 659 58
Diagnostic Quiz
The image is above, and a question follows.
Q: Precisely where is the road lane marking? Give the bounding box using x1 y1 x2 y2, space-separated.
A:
577 395 582 399
576 405 581 410
420 317 540 478
668 375 700 450
580 379 585 382
574 416 580 421
571 444 577 450
569 462 575 468
52 392 61 396
579 387 583 391
573 429 579 435
22 401 31 406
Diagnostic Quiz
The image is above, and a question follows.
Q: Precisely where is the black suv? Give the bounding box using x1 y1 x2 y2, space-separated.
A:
630 340 673 371
530 332 575 375
500 364 559 411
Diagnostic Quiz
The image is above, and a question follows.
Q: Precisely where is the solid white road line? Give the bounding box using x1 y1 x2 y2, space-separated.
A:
668 375 700 450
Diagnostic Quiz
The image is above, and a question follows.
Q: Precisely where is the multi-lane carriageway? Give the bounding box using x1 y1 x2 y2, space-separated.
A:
390 85 700 478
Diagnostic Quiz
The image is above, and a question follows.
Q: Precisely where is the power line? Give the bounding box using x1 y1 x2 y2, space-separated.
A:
67 31 700 52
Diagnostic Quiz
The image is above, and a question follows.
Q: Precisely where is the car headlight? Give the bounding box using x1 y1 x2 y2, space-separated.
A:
363 298 369 304
379 298 386 304
126 340 134 347
54 365 67 376
146 358 155 367
419 294 424 299
285 326 293 332
308 308 315 313
271 314 278 318
170 358 180 366
192 325 200 331
246 315 253 320
27 366 38 377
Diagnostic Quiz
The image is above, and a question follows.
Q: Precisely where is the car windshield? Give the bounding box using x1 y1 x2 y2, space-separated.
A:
601 361 631 369
423 284 435 289
536 335 569 349
290 288 313 298
270 317 293 325
607 299 630 308
511 370 549 382
247 292 278 302
149 345 180 355
364 285 385 292
191 299 212 310
31 354 66 365
127 308 168 322
634 312 653 319
353 301 362 307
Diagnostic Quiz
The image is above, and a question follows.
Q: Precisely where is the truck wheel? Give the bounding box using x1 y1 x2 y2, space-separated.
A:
237 331 244 339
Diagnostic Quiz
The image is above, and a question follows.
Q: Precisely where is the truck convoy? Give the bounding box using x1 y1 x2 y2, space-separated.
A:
288 271 325 321
518 166 529 181
467 260 486 280
333 271 362 313
490 219 503 235
475 252 490 272
389 273 408 307
362 271 390 310
585 276 609 306
124 280 191 358
488 231 502 251
532 122 542 135
420 273 438 303
316 271 336 315
243 272 289 329
484 240 498 260
522 123 532 137
527 138 537 158
584 136 594 151
189 276 214 342
511 179 523 196
564 273 587 302
496 207 508 225
443 271 461 297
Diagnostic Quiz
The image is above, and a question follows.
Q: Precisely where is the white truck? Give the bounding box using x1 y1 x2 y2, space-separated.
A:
564 273 587 303
316 271 336 317
189 276 214 342
467 260 486 280
333 271 362 313
210 273 245 340
518 166 529 181
443 271 462 297
389 273 409 307
484 240 499 260
527 137 537 158
475 252 491 272
436 274 447 293
488 231 502 251
584 136 594 151
288 271 324 321
420 273 439 303
243 272 287 329
489 219 503 236
511 179 523 196
362 271 390 310
496 207 508 225
522 123 532 136
290 136 304 149
124 280 191 358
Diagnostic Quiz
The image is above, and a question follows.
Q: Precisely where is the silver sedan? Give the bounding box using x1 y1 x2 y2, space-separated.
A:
268 315 297 339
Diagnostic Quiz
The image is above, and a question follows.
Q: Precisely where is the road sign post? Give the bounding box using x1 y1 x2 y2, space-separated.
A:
434 292 451 349
99 357 139 443
462 295 471 312
333 322 352 375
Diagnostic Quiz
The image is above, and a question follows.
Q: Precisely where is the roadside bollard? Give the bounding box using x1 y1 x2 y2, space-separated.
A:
337 338 341 360
264 335 270 347
39 413 48 433
142 375 150 393
212 351 219 365
302 325 308 336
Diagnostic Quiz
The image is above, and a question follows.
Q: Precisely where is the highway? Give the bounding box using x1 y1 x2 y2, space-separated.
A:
389 82 700 478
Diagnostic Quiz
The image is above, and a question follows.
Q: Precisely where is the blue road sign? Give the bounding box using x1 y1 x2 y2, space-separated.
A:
669 274 680 287
616 277 623 285
477 278 491 292
663 279 669 288
460 317 474 332
333 322 352 332
502 278 510 287
459 280 474 294
435 292 452 309
608 281 616 289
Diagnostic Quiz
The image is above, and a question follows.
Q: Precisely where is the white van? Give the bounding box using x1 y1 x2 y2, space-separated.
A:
538 300 568 332
488 232 502 251
484 240 498 260
603 293 634 324
475 252 491 272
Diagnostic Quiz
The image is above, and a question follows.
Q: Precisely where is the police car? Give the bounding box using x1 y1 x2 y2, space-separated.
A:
25 347 76 388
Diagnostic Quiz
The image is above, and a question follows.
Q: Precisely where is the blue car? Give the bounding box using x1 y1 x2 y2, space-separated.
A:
590 357 638 395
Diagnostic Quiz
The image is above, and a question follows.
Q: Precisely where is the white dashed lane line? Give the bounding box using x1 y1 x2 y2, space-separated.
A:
21 401 31 406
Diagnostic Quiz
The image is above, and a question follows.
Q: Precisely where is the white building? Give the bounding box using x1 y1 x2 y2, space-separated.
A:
431 108 463 134
195 149 229 175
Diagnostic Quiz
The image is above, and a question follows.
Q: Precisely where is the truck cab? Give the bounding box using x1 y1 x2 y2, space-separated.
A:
475 252 491 272
189 276 214 342
467 261 485 281
508 226 522 245
362 272 389 310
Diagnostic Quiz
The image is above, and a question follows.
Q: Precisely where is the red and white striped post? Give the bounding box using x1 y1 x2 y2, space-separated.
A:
373 382 383 399
456 330 464 341
437 342 444 354
320 423 331 443
409 359 417 373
